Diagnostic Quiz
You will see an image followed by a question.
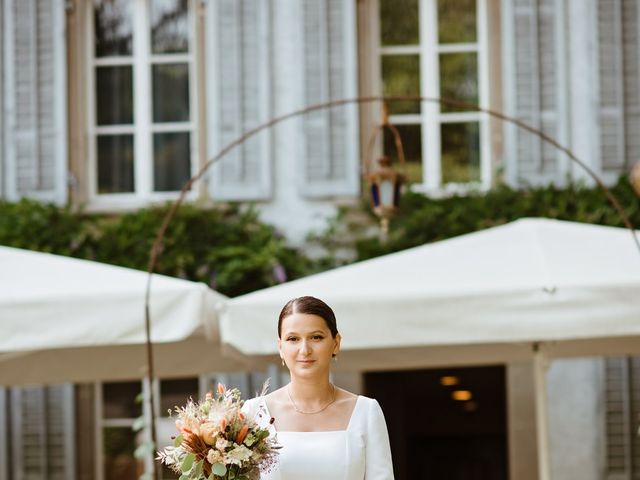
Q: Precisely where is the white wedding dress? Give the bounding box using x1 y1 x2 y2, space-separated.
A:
243 395 394 480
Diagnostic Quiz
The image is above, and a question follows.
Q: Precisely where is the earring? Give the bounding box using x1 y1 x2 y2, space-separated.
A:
332 353 338 363
281 358 285 367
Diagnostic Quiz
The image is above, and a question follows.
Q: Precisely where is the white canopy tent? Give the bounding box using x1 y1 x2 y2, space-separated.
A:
0 246 243 385
219 218 640 367
219 217 640 480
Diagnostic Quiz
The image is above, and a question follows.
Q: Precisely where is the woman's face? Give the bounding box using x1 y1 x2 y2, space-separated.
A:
278 313 340 377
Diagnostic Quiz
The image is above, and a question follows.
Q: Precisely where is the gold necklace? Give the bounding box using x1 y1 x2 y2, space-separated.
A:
287 383 336 414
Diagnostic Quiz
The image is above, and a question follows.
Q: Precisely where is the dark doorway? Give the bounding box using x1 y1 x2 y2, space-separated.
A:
365 365 508 480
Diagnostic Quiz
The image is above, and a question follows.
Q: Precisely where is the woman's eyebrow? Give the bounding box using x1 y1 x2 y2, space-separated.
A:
284 330 326 336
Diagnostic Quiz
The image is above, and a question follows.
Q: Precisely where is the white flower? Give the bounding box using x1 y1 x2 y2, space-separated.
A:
207 448 223 464
224 445 252 466
216 437 229 452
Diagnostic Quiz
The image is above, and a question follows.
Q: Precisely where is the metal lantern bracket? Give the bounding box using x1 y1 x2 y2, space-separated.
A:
363 103 408 237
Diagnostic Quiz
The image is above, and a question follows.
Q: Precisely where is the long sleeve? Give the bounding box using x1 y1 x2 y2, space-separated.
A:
364 399 394 480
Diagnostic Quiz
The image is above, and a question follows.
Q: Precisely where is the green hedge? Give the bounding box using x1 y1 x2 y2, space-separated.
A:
0 200 311 297
2 177 638 295
311 176 640 262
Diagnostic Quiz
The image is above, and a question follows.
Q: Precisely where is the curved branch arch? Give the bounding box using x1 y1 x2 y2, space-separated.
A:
141 96 640 472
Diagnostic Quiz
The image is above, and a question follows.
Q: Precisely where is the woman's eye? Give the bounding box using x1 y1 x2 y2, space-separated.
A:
287 337 298 342
312 335 324 340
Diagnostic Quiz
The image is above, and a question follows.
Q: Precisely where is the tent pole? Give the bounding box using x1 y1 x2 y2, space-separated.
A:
532 344 551 480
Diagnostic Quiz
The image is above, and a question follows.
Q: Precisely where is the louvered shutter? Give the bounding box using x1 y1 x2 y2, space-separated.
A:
502 0 564 186
300 0 359 198
0 0 4 200
598 0 626 174
2 0 67 204
622 0 640 173
0 388 7 480
10 385 75 480
604 357 640 480
206 0 272 201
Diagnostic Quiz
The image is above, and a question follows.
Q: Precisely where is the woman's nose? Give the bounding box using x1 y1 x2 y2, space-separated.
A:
300 340 311 354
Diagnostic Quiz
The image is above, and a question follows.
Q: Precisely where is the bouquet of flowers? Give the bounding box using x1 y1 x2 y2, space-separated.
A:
157 382 279 480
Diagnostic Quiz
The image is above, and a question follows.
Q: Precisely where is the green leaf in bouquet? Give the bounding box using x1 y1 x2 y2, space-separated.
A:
243 433 256 447
181 453 196 473
135 392 145 404
179 475 189 480
174 434 184 447
207 474 214 480
193 460 203 478
211 463 227 476
132 416 146 432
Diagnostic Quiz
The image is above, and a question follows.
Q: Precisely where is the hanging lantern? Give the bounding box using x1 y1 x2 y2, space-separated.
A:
363 103 407 238
631 161 640 197
368 156 404 232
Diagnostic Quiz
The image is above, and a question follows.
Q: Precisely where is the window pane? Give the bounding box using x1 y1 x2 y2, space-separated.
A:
151 0 189 54
103 427 144 480
441 122 480 183
383 124 423 184
102 381 141 418
153 132 191 191
380 0 419 46
438 0 477 44
94 0 133 57
160 378 199 416
439 53 478 112
382 55 421 114
96 66 134 125
152 64 190 122
98 135 135 194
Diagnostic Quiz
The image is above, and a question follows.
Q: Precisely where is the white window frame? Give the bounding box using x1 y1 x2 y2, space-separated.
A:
95 377 208 480
86 0 199 210
378 0 491 195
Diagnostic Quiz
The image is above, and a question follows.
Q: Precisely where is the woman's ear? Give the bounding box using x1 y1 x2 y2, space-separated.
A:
333 333 342 356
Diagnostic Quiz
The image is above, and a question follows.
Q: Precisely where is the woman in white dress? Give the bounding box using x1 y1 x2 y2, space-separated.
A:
243 296 394 480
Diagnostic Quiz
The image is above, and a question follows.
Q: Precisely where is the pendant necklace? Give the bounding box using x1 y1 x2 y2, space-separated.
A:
287 383 336 414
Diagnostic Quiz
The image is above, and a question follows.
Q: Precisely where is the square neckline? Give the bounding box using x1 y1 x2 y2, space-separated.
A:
260 395 362 434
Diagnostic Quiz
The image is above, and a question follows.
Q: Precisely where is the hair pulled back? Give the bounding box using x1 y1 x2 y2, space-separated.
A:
278 296 339 338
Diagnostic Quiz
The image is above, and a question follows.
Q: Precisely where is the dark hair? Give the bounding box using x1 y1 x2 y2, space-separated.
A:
278 296 339 338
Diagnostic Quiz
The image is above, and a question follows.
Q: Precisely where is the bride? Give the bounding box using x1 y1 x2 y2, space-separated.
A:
243 296 394 479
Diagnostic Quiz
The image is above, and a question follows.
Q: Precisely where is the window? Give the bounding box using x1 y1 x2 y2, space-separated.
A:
377 0 490 193
98 381 145 480
88 0 197 206
96 378 200 480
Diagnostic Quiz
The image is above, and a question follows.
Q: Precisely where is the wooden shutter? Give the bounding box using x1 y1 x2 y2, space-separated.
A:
10 385 75 480
299 0 359 198
604 357 640 480
622 0 640 173
0 388 7 480
206 0 272 201
598 0 626 175
502 0 565 186
0 0 4 200
2 0 67 204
